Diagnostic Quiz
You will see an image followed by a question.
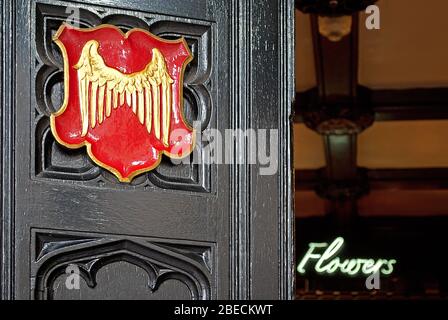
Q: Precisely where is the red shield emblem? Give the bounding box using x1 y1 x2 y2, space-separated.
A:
51 24 195 182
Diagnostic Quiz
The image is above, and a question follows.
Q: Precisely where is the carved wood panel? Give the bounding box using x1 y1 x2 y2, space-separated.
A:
32 1 215 193
32 229 214 300
3 0 294 300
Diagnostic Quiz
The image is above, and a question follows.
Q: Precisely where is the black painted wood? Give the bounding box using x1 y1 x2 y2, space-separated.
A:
1 0 16 301
1 0 295 299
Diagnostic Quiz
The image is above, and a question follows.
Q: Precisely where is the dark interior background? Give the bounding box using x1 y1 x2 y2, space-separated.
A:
294 0 448 299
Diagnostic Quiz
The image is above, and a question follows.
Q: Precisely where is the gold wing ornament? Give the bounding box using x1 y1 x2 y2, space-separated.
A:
75 40 174 146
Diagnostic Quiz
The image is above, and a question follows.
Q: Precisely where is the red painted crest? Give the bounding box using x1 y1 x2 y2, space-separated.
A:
51 24 195 182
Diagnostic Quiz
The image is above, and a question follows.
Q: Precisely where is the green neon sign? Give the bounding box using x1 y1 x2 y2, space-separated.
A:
297 237 396 276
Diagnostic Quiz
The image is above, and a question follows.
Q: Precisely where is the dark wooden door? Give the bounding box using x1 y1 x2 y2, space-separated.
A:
1 0 294 300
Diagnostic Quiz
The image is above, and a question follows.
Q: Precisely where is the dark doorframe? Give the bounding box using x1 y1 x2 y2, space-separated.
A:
1 0 295 299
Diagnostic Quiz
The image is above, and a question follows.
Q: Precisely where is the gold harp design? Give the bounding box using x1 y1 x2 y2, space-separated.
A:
75 40 174 146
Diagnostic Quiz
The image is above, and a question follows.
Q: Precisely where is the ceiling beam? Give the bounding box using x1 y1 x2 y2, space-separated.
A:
311 14 358 101
296 168 448 191
297 13 372 230
295 0 381 230
369 87 448 121
295 0 377 16
295 87 448 123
